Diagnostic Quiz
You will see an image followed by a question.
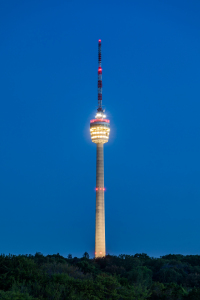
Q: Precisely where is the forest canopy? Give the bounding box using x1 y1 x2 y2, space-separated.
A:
1 252 200 299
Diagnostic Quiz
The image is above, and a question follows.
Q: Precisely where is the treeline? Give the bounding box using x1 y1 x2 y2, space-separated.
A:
1 253 200 299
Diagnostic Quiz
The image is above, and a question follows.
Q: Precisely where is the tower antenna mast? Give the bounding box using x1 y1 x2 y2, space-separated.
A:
98 39 103 111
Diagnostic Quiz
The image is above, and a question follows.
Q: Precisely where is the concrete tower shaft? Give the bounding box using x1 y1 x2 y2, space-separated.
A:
95 143 105 257
90 118 109 258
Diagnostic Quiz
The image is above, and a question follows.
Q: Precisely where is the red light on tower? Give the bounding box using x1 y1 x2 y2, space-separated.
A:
99 39 101 43
98 67 102 74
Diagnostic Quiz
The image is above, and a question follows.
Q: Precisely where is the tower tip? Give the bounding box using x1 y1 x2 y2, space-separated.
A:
98 39 101 43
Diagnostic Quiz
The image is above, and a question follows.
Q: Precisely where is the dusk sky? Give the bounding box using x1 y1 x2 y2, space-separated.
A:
0 0 200 258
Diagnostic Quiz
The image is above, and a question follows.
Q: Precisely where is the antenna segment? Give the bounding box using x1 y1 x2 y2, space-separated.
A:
98 39 103 111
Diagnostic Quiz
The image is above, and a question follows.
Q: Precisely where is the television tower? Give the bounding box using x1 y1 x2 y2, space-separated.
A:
90 40 110 258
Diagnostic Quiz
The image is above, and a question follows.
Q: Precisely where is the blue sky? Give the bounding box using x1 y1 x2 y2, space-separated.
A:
0 0 200 258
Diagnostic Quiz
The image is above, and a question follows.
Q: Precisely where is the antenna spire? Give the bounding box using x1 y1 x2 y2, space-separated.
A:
98 39 103 111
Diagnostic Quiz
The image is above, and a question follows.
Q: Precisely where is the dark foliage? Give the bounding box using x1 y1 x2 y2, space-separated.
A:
1 253 200 299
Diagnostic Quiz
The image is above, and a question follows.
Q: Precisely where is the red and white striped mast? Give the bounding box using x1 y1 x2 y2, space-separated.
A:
97 39 103 112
